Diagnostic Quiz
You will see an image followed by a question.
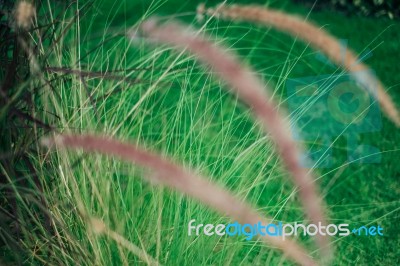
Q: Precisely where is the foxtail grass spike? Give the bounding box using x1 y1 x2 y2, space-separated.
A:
42 134 317 266
131 18 330 259
199 3 400 126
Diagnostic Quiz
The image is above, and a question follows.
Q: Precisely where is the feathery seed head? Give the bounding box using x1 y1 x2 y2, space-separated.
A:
15 1 36 29
200 3 400 127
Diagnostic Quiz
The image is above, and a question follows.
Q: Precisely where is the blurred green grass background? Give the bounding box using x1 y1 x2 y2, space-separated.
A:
1 0 399 265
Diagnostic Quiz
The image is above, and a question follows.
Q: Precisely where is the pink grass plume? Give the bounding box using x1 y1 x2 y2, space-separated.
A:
42 134 317 266
130 18 331 260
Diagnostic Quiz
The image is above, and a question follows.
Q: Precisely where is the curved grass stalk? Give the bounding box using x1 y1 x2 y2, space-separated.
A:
131 18 330 258
42 134 316 266
198 3 400 126
89 218 160 266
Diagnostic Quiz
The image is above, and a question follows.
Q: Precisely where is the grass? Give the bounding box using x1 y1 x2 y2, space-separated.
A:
1 0 399 265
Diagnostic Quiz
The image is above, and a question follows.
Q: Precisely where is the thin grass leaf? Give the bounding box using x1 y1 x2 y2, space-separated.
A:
89 217 160 266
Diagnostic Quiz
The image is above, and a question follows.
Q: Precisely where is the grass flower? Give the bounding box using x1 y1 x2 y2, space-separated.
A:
42 134 317 266
132 18 330 259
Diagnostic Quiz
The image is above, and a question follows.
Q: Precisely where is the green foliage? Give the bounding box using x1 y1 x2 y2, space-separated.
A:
1 0 400 265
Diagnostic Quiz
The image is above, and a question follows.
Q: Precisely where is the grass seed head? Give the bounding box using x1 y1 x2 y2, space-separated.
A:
200 3 400 127
134 17 330 262
15 1 36 29
42 134 317 266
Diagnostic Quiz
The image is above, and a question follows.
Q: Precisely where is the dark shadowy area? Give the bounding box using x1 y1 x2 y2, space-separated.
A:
0 1 56 264
293 0 400 19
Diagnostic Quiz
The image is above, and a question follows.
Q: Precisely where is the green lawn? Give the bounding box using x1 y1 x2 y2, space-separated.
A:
1 0 399 265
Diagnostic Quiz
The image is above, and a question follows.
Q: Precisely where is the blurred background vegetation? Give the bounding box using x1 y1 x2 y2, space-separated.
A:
294 0 400 19
1 0 399 265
